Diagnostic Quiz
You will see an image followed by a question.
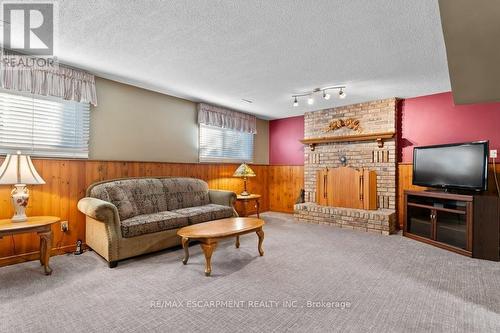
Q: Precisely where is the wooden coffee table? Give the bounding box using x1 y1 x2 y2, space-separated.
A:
177 217 265 276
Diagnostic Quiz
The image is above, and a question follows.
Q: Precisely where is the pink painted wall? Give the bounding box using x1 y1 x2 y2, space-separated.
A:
269 115 304 165
400 92 500 162
268 92 500 165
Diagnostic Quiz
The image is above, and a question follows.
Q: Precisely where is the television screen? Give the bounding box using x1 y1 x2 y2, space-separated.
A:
413 141 488 191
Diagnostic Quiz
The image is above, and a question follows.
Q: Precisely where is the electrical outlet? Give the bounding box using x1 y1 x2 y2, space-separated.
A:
490 149 498 159
61 221 69 232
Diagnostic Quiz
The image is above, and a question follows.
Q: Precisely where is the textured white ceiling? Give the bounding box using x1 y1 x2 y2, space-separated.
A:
56 0 450 119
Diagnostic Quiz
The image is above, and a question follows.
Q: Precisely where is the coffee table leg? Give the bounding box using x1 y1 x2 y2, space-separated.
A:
256 228 264 256
39 231 53 275
181 237 190 265
200 241 217 276
235 235 240 248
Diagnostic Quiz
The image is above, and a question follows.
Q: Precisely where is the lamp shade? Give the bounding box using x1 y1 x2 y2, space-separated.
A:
0 152 45 185
233 163 256 177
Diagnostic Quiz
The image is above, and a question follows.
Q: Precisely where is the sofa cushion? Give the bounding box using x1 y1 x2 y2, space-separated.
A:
172 204 234 225
120 211 188 238
160 178 210 210
107 186 137 220
89 178 168 219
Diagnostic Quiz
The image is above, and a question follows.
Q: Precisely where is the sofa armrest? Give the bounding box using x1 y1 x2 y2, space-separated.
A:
77 197 119 223
209 189 238 216
209 189 236 207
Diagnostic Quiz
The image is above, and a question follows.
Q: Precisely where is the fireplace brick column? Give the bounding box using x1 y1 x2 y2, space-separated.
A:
295 98 398 235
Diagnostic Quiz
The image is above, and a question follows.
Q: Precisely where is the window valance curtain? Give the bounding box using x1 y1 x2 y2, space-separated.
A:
197 103 257 134
0 54 98 106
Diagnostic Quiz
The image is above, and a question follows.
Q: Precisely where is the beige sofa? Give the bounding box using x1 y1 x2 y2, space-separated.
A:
77 177 237 267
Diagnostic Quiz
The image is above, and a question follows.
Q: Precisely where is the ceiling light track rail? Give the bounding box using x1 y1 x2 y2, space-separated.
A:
292 85 346 107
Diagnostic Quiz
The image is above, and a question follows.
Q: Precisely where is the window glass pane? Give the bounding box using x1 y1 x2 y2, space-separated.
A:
0 90 90 158
199 124 254 163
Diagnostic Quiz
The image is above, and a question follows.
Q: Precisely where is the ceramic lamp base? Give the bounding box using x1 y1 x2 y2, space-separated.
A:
11 184 29 222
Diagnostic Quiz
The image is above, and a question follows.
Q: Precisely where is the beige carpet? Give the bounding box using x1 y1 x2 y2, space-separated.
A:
1 212 499 332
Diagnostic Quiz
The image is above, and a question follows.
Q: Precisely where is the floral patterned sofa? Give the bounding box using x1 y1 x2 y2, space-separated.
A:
77 177 237 267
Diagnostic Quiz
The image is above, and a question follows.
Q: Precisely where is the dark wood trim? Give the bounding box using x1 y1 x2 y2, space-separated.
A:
473 196 500 261
467 201 474 251
405 190 474 202
407 202 466 215
403 231 472 257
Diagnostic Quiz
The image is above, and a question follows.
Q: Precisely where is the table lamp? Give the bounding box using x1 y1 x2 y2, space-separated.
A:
233 163 256 196
0 151 45 222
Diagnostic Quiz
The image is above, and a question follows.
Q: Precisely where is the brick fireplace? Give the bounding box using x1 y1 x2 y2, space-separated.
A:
294 98 398 234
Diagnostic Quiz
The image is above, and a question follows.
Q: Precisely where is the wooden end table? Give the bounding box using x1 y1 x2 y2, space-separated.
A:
177 217 265 276
0 216 60 275
236 194 261 218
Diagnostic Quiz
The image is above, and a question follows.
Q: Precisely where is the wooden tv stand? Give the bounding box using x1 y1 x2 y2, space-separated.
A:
403 190 499 261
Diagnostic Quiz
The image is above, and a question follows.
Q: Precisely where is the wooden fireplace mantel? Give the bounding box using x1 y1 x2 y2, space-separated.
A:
300 131 395 151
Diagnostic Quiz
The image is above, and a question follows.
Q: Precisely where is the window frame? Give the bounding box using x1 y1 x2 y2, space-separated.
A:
0 89 90 159
198 124 255 163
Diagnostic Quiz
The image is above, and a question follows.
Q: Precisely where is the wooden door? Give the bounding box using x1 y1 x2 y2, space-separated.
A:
330 166 363 209
362 169 377 210
316 169 329 206
316 167 377 210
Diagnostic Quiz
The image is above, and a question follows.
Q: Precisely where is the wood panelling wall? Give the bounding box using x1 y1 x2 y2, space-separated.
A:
0 159 271 267
4 160 495 266
397 163 500 228
268 166 304 213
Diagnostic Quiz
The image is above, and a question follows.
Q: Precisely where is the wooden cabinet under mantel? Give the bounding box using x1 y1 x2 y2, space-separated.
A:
316 166 377 210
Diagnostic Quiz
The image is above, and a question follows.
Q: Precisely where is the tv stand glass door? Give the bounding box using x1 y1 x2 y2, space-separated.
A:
404 191 472 256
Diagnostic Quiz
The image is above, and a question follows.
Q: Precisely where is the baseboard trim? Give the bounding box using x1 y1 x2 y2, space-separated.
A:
0 244 79 268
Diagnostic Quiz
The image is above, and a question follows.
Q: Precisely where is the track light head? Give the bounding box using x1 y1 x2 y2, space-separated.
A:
338 88 346 99
292 86 345 107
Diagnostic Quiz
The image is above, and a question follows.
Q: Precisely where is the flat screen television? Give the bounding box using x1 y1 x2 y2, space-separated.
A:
412 141 489 191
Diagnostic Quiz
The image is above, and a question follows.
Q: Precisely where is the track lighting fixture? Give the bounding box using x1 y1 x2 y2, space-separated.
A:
338 88 346 99
291 85 346 107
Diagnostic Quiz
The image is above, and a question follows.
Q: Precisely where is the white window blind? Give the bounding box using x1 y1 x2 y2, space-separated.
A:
199 124 254 163
0 90 90 158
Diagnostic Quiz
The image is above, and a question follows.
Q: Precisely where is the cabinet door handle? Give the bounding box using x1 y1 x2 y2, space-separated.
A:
323 175 327 198
359 175 364 201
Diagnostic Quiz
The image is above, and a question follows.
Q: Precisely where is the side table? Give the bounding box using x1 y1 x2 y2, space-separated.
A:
0 216 61 275
236 194 261 218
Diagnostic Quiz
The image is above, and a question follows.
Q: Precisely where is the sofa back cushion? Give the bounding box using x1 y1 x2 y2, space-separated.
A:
160 178 210 210
89 178 168 220
106 186 138 220
87 177 211 219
